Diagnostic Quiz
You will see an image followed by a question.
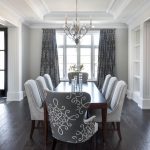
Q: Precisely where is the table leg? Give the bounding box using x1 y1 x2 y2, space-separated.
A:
101 107 107 143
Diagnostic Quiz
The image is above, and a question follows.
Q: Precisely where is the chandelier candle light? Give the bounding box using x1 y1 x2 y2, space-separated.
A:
64 0 92 45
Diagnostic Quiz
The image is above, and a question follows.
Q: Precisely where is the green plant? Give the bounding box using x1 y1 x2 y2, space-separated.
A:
69 64 84 72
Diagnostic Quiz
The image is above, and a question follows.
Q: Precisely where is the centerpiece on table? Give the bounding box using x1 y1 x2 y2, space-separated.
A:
69 64 84 72
68 64 84 84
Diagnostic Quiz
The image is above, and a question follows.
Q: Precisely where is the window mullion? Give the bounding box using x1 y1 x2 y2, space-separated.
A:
91 34 94 80
64 35 67 79
77 44 80 70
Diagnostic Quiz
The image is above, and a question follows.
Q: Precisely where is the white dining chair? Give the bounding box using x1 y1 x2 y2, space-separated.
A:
24 80 44 139
36 76 49 102
43 74 54 91
105 77 117 105
90 80 127 140
101 74 111 95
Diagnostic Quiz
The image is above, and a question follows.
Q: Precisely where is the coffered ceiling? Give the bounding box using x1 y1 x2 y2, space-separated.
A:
0 0 149 27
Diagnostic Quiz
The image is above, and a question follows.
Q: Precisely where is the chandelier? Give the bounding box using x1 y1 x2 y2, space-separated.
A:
64 0 92 45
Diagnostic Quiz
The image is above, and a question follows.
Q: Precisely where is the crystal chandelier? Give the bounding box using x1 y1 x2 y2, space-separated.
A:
64 0 92 45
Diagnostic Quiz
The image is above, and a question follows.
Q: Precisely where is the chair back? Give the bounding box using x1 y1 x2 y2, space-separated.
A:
24 80 44 120
44 74 54 91
44 90 96 143
110 80 127 114
68 72 88 83
105 77 117 103
101 74 111 95
36 76 49 102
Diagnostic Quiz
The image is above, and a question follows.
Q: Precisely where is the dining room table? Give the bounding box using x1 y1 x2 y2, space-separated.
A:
54 81 108 143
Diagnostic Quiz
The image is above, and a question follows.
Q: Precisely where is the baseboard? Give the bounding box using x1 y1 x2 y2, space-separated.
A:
127 90 133 99
7 91 24 101
138 98 150 109
127 90 150 109
23 91 26 98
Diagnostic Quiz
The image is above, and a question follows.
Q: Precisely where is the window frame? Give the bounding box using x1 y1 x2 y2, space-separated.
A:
56 30 99 81
0 28 8 96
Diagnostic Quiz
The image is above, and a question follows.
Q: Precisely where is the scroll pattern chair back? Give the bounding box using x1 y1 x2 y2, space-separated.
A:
24 80 44 138
105 77 117 104
68 72 88 83
44 74 54 91
101 74 111 95
44 91 98 143
36 76 49 102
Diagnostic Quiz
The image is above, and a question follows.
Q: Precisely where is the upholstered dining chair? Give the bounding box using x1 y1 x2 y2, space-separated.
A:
68 72 88 83
44 74 54 91
90 80 127 140
105 77 117 105
36 76 49 102
44 90 98 148
101 74 111 95
24 80 44 139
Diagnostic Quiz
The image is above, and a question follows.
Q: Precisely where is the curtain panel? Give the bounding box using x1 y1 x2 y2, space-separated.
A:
40 29 60 88
97 29 116 89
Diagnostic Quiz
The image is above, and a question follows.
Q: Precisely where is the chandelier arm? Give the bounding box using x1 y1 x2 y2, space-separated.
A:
64 0 92 45
78 25 91 40
64 25 76 41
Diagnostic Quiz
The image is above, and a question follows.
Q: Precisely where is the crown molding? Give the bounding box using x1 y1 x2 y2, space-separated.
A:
0 1 23 26
126 1 150 26
40 0 50 13
24 0 44 19
106 0 117 13
29 21 127 29
44 11 113 21
24 0 50 19
109 0 132 19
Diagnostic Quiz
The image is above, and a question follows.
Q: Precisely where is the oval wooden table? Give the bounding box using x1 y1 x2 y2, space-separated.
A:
55 82 107 143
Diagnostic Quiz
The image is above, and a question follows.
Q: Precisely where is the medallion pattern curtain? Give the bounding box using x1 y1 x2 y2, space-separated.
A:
97 29 115 89
40 29 60 88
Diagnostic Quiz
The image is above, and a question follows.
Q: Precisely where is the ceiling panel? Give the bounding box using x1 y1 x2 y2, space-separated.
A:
44 0 112 12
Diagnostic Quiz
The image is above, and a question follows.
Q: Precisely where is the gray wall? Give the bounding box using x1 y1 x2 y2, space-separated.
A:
115 28 128 83
29 29 42 79
22 24 30 90
29 28 128 83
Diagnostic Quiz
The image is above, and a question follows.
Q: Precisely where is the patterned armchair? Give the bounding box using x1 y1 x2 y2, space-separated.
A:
68 72 88 83
44 91 98 144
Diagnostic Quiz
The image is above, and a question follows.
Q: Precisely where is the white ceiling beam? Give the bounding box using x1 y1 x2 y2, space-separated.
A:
25 0 44 19
40 0 50 13
106 0 117 14
113 0 133 19
0 1 23 26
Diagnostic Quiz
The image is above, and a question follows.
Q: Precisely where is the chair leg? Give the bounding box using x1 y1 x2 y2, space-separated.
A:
52 139 57 150
30 120 35 139
112 122 116 130
116 122 122 140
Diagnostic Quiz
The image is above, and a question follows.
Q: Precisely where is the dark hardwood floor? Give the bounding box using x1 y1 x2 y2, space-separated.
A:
0 98 150 150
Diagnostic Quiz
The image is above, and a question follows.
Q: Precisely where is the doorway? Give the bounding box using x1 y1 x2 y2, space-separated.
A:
0 28 7 97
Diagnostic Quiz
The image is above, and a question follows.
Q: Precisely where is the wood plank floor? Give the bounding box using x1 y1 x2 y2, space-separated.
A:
0 98 150 150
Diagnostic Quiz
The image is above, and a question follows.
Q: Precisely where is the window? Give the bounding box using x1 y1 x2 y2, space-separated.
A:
56 31 99 80
0 28 7 97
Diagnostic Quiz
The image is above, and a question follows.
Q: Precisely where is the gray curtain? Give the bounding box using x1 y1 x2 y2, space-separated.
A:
40 29 60 88
97 29 115 89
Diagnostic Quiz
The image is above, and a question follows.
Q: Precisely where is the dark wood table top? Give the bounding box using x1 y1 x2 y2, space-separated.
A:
55 82 107 109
